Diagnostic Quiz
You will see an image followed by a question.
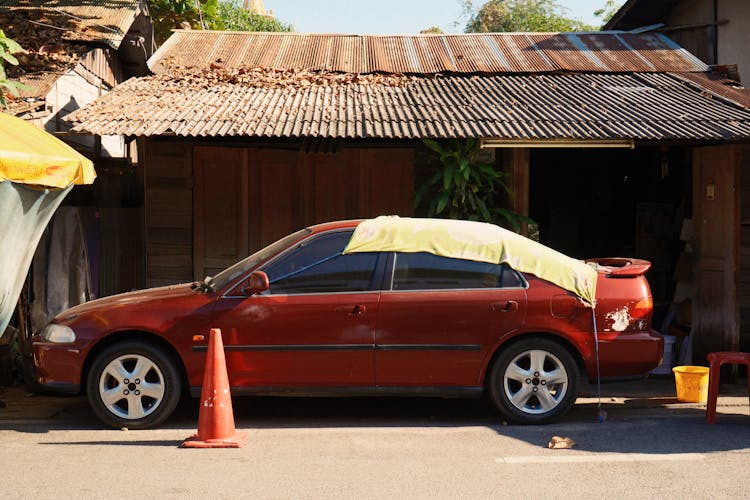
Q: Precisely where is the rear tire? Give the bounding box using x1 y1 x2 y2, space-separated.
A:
488 338 579 424
86 341 181 429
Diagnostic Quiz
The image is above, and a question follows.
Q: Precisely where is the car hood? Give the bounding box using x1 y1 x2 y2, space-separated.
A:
55 283 200 319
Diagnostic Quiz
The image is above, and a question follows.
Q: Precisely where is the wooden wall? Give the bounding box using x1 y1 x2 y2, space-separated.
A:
692 143 750 358
662 0 750 85
143 139 415 287
665 0 714 65
143 139 194 287
740 145 750 352
693 145 740 360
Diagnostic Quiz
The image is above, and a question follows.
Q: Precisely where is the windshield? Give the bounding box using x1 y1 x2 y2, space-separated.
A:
206 228 312 291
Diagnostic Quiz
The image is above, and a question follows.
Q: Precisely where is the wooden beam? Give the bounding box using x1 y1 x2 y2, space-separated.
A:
657 19 729 33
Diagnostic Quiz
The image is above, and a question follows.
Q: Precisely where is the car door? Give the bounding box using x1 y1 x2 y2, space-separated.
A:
375 252 527 387
210 230 383 389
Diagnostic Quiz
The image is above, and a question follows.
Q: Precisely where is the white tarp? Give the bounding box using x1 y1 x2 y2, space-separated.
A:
0 181 71 338
344 216 598 305
30 207 92 332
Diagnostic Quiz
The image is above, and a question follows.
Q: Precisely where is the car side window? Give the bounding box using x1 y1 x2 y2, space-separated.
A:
262 231 379 294
392 252 523 290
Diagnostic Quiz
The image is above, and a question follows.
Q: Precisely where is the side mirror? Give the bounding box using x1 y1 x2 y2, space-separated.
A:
241 270 269 296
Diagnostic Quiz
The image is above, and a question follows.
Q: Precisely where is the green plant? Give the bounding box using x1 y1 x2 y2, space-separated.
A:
594 0 623 26
150 0 221 43
464 0 596 33
0 29 30 108
218 0 293 32
149 0 293 44
415 138 532 231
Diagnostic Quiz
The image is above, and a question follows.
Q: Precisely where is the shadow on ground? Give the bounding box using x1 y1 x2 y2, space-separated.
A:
2 380 748 454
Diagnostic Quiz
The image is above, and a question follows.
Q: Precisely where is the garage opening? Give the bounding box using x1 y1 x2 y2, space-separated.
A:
529 146 692 326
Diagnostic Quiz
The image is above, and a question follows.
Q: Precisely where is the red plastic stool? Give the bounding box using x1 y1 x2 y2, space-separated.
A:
705 351 750 424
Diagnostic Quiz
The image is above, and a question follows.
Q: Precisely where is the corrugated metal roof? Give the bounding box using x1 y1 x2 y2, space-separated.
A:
9 48 121 100
0 0 143 49
675 72 750 109
149 31 709 75
4 49 123 114
1 2 138 112
66 72 750 141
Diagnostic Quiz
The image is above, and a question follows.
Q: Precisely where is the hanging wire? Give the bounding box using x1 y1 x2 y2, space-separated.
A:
591 305 605 422
24 19 75 32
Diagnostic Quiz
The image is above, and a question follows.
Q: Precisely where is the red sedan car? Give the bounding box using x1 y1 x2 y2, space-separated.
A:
33 217 663 429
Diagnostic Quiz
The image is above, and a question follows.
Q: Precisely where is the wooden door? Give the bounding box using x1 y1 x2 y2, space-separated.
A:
193 146 249 280
693 145 740 361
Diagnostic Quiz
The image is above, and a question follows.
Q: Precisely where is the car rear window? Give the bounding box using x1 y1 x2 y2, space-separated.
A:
392 252 523 291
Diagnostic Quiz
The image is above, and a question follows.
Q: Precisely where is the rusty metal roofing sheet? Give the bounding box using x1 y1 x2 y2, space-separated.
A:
149 31 709 75
0 0 142 49
66 72 750 141
5 48 122 112
674 72 750 110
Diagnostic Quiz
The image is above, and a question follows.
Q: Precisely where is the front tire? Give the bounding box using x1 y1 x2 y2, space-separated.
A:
488 338 579 424
86 341 181 429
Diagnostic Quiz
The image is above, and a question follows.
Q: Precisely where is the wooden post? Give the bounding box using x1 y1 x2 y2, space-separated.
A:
501 148 530 236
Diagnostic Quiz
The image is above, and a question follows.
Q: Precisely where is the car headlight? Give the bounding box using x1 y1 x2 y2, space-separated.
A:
41 324 76 343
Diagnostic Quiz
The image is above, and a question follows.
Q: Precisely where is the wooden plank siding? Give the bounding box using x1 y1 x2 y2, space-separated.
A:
143 139 415 287
693 145 740 361
739 145 750 352
194 147 250 280
98 207 146 296
143 139 194 287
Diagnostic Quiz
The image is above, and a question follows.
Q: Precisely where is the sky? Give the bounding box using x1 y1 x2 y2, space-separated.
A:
261 0 610 35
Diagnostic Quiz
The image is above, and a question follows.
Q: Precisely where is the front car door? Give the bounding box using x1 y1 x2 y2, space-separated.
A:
210 230 383 390
375 252 527 388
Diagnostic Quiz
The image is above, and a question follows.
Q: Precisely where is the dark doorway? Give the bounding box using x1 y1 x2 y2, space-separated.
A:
529 146 692 319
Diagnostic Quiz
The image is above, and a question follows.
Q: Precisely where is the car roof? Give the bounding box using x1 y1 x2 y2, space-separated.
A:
306 219 362 234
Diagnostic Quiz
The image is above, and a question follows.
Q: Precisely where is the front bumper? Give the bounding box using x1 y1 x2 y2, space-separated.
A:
32 335 85 395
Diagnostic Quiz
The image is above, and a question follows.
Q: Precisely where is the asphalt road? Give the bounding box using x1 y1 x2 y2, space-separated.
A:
1 382 750 499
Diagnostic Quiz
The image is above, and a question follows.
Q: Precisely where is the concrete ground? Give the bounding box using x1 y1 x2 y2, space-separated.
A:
1 377 748 499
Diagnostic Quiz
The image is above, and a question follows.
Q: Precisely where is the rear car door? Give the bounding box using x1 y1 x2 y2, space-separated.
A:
210 230 382 389
375 252 527 387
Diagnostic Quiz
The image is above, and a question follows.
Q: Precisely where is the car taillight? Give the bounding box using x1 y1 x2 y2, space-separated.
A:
631 297 653 326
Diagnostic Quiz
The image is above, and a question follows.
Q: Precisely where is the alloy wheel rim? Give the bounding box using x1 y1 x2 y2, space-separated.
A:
503 349 568 415
98 354 165 420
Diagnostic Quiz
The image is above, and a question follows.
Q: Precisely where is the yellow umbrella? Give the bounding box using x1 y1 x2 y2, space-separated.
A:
0 112 96 188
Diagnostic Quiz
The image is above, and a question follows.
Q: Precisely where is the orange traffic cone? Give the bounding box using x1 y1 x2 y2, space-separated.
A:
181 328 247 448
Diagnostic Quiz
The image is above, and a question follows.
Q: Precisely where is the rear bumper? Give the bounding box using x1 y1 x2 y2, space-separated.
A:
594 330 664 378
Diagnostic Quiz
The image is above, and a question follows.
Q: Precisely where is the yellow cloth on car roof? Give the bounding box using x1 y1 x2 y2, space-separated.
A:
0 113 96 188
344 216 598 305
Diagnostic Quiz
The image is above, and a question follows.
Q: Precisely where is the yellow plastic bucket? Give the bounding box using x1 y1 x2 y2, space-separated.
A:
672 365 710 403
